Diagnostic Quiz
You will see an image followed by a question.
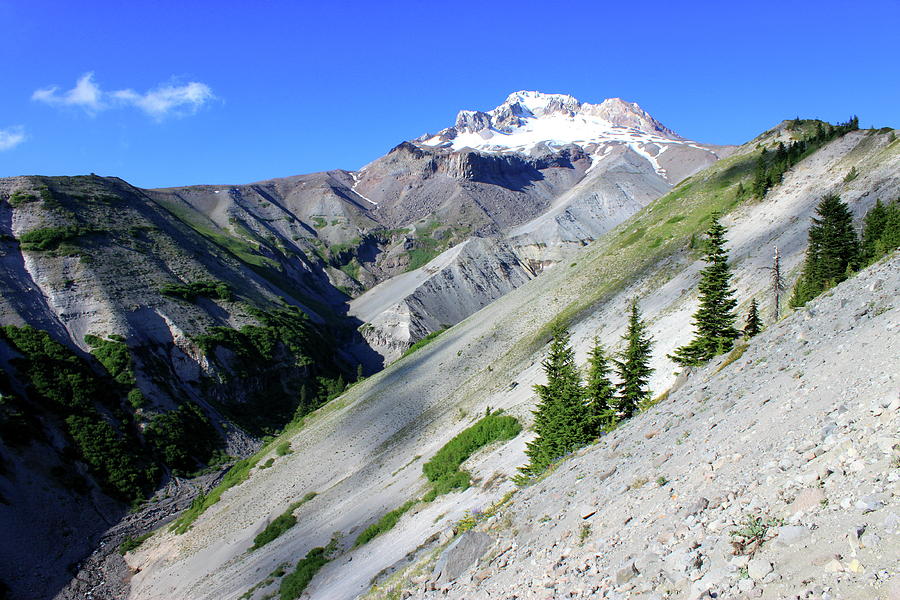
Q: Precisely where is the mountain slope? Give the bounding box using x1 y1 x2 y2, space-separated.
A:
397 251 900 600
125 126 899 600
0 174 356 600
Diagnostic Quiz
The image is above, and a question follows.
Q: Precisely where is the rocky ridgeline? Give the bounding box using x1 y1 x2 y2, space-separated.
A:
388 255 899 600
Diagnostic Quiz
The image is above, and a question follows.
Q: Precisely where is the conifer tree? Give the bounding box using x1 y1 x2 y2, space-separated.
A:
522 324 590 475
583 337 616 435
614 301 654 418
790 194 860 307
860 198 900 265
670 214 740 366
743 299 762 338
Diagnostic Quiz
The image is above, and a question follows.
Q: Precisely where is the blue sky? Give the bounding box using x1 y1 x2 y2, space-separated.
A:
1 0 898 188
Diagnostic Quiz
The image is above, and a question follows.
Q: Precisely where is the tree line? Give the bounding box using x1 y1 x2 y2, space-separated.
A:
521 190 898 477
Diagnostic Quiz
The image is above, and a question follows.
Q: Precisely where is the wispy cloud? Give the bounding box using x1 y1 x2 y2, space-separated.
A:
0 126 25 151
32 72 104 112
112 82 214 120
32 72 215 120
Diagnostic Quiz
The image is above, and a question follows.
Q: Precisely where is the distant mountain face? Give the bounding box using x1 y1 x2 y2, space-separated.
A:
144 93 730 364
341 92 732 361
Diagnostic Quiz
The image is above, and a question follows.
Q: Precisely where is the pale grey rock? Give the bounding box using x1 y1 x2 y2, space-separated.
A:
773 525 811 546
747 558 773 581
432 531 494 585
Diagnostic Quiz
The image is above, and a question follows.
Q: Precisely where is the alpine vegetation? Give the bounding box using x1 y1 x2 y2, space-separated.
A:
670 214 740 366
613 300 654 417
790 195 860 307
583 338 617 434
743 298 762 338
521 325 592 476
521 303 655 478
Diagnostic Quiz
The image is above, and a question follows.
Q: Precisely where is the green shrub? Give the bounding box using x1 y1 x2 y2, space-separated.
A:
119 531 153 555
250 494 316 551
65 414 153 501
400 328 447 359
279 547 329 600
353 499 418 547
8 191 37 207
19 226 90 251
84 334 135 385
160 280 233 302
353 413 521 547
145 402 221 476
127 388 146 409
276 441 292 456
193 306 345 435
170 454 261 534
0 325 154 501
422 412 521 494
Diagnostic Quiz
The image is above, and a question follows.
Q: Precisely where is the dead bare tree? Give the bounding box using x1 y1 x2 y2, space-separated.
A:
764 246 786 321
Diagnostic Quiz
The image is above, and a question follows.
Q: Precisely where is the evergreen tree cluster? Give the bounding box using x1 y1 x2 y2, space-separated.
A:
521 189 895 479
792 195 900 307
522 304 653 476
748 117 859 199
860 198 900 264
790 194 859 307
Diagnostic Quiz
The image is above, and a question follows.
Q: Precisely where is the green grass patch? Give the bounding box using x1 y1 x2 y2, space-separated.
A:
276 441 292 456
400 328 447 359
619 227 646 248
406 247 440 271
354 412 521 547
251 493 316 550
119 531 153 555
19 226 93 251
279 546 330 600
155 198 278 269
715 343 749 374
170 453 262 534
354 499 418 547
421 411 521 500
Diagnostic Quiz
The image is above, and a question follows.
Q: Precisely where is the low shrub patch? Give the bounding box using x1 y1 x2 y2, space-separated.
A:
279 547 329 600
160 280 233 302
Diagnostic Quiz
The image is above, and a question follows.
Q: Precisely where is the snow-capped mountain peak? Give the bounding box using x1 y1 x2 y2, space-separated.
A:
418 90 683 154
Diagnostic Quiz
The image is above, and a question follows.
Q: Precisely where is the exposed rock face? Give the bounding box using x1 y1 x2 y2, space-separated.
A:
0 174 351 600
120 93 728 365
350 237 536 364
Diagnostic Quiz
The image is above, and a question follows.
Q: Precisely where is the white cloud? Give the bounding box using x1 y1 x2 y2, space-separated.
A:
112 81 214 119
32 72 104 111
32 72 214 120
0 126 25 151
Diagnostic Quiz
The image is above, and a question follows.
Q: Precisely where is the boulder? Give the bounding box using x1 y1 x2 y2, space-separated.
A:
431 531 494 585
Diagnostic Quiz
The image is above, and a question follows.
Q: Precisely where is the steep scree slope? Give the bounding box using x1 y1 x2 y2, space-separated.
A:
400 250 899 600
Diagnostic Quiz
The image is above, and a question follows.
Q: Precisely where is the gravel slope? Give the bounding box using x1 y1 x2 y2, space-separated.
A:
399 253 899 600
